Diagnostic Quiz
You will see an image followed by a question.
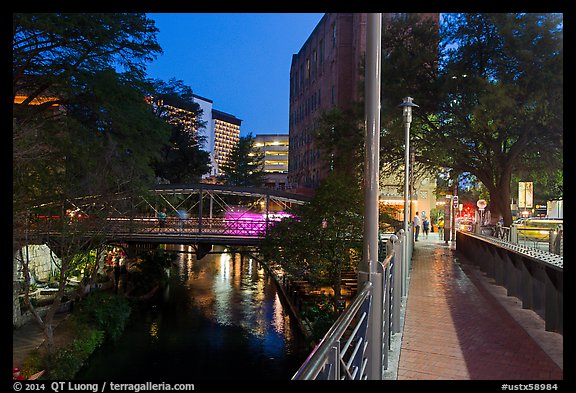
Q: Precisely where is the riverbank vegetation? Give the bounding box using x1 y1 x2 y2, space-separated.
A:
21 291 131 380
19 249 175 380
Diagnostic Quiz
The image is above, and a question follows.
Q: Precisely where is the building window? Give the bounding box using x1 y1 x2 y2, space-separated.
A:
312 48 317 78
331 85 335 105
332 22 337 48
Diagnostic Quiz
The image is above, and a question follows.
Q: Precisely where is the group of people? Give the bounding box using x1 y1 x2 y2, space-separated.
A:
413 211 444 242
157 207 190 231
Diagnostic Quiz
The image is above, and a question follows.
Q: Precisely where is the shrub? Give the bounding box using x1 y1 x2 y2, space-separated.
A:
49 327 104 380
74 291 131 341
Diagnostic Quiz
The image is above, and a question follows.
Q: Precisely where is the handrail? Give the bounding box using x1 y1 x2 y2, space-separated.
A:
292 246 397 380
291 280 373 380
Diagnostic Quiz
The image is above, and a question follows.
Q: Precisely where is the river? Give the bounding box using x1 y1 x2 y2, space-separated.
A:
75 245 308 381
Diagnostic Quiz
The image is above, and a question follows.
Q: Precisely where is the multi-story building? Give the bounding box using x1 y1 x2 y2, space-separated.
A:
193 94 214 156
288 13 360 191
254 134 289 190
288 12 439 216
192 95 242 178
211 109 241 177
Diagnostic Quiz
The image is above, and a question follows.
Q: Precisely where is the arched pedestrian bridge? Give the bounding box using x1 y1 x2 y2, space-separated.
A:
29 183 311 248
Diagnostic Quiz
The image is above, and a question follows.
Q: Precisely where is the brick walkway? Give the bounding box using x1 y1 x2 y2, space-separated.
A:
396 232 563 380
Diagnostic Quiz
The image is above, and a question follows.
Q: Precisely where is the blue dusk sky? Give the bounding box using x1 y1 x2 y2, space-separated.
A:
145 13 325 137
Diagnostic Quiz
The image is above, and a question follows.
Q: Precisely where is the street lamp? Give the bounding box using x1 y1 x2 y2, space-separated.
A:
399 97 419 235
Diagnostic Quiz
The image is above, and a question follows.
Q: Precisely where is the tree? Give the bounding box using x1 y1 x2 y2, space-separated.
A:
13 13 168 206
262 172 363 307
379 13 563 226
13 13 166 358
218 133 266 187
314 106 365 181
436 13 562 225
150 78 211 183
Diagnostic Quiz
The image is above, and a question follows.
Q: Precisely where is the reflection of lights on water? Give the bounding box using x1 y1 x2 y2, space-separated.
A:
219 253 230 281
178 251 194 280
271 293 286 336
149 321 159 341
172 248 295 354
214 253 233 325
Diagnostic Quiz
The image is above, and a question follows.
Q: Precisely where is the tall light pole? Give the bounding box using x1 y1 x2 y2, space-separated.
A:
399 97 419 235
359 12 382 380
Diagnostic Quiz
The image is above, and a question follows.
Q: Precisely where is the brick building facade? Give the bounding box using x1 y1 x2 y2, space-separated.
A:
288 13 439 193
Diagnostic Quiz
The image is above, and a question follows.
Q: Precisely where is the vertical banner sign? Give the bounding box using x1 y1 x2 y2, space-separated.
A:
444 200 451 242
518 182 533 209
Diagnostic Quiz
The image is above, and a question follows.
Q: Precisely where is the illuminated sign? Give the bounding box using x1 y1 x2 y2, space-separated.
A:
518 182 533 209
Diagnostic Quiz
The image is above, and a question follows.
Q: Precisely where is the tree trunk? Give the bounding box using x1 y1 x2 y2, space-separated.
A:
489 168 514 226
481 163 514 227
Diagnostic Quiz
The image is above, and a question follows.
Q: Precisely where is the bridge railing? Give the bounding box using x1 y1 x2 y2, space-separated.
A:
31 215 275 238
475 223 563 256
292 229 411 380
111 217 271 237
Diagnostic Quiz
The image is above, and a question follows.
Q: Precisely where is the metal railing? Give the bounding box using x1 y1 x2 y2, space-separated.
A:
292 229 411 380
474 223 563 256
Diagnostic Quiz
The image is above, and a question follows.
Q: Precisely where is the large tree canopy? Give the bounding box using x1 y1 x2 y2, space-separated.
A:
13 13 167 211
380 13 563 225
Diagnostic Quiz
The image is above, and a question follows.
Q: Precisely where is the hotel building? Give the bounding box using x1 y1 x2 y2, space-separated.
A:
211 109 241 177
193 94 242 178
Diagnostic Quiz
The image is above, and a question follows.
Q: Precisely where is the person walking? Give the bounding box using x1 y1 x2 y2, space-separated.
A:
437 216 444 240
157 208 167 230
413 211 421 242
423 217 430 239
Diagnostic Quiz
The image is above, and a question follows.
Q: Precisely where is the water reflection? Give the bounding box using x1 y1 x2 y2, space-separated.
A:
76 245 306 381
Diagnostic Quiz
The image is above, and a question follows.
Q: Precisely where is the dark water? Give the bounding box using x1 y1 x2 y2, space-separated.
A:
76 245 308 381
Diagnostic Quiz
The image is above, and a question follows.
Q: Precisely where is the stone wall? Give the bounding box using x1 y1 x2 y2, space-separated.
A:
14 244 61 327
14 244 60 283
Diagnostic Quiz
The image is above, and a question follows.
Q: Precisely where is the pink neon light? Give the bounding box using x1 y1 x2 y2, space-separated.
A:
223 211 293 236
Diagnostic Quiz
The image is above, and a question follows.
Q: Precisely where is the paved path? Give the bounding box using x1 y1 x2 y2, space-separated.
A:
396 232 563 380
13 313 68 369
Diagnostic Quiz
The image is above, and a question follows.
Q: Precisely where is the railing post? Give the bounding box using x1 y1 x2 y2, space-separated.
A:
265 194 270 235
510 224 518 243
327 345 340 380
391 235 402 334
381 245 393 372
198 188 203 234
358 12 382 380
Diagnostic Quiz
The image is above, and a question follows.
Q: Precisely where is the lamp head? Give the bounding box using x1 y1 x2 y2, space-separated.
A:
399 97 419 123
